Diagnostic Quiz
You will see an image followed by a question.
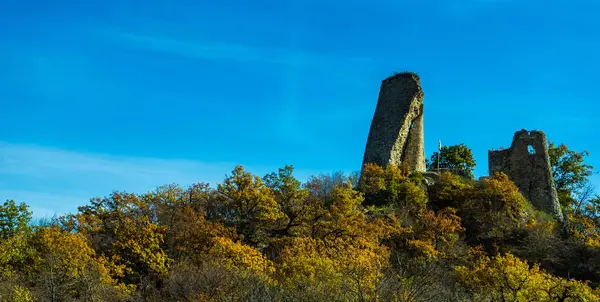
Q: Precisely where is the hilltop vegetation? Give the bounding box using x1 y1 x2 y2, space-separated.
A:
0 143 598 301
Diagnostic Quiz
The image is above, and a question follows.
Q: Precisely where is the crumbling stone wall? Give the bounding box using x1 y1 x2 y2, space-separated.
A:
361 72 426 174
489 129 563 221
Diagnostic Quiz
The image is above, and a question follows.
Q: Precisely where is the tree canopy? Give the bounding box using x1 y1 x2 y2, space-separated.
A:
427 143 477 178
548 142 595 211
1 145 599 301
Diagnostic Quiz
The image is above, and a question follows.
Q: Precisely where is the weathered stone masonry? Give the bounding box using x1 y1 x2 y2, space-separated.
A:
361 72 426 174
489 130 564 221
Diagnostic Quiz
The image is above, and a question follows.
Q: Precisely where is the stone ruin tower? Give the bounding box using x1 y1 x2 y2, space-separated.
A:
488 129 563 221
361 72 426 174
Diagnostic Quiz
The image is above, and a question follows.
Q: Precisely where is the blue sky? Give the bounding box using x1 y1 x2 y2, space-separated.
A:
1 0 599 217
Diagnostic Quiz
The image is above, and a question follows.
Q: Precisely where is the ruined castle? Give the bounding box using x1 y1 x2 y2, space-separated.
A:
489 130 563 220
361 72 426 173
361 72 563 221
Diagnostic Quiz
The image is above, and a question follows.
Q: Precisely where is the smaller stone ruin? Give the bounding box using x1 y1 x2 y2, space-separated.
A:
361 72 426 175
488 130 563 221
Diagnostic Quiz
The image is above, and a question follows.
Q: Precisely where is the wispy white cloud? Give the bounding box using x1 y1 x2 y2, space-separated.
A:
97 30 380 147
0 142 232 185
98 30 381 149
0 142 321 218
105 31 376 73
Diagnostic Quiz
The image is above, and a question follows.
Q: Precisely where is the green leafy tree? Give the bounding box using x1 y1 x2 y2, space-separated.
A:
0 200 32 240
263 165 314 237
548 142 595 210
0 201 36 280
544 143 600 286
427 144 476 178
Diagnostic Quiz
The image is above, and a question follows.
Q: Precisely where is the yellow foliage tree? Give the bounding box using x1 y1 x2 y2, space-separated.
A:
207 236 275 278
278 236 389 301
74 192 171 286
0 284 34 302
218 165 285 245
0 232 36 278
429 172 533 253
34 226 128 299
456 252 599 301
111 215 171 279
169 205 238 261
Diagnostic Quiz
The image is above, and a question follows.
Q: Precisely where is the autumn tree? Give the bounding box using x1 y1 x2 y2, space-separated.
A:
138 183 237 262
207 236 275 278
560 194 600 284
32 226 126 301
278 236 388 301
310 183 389 245
428 172 533 255
74 192 171 288
357 164 467 300
0 283 34 302
161 259 277 301
217 165 284 247
427 144 476 178
358 163 414 207
5 162 600 300
277 184 390 300
456 252 598 301
273 179 393 300
304 170 359 207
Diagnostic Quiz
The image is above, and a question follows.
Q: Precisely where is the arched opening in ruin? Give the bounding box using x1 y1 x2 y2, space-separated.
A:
528 145 536 155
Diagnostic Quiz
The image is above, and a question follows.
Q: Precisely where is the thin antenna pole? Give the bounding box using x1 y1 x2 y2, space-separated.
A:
437 139 441 173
